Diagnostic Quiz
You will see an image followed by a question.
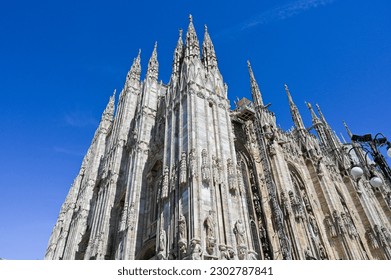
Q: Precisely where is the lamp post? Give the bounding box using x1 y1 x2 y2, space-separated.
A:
349 133 391 188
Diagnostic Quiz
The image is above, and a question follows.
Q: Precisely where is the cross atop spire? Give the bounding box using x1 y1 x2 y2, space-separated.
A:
247 60 264 107
185 14 200 59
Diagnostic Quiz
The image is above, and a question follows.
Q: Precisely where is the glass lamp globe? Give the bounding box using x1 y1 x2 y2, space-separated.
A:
350 166 364 180
387 147 391 158
369 176 383 188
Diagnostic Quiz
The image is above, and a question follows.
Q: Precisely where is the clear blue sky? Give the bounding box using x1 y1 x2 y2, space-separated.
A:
1 0 390 259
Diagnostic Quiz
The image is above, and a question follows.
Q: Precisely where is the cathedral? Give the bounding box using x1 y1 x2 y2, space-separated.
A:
45 16 391 260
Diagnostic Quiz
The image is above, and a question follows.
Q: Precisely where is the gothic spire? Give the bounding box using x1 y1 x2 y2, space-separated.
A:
316 103 342 148
172 29 184 77
104 89 116 120
305 101 319 122
147 42 159 80
126 50 141 85
306 101 331 148
202 24 217 71
285 84 305 130
99 90 116 133
315 103 327 124
185 14 200 59
247 60 264 108
343 120 353 139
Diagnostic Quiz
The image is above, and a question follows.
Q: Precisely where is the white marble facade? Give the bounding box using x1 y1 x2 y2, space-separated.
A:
45 16 391 260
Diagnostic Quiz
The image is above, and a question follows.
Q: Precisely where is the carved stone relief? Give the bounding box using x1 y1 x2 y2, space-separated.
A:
179 152 187 185
201 149 210 183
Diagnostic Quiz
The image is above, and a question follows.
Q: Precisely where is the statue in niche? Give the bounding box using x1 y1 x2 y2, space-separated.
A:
201 149 210 182
227 158 236 192
253 195 262 220
249 169 256 186
234 219 246 246
342 213 358 237
178 213 187 241
245 122 257 144
367 230 379 249
289 191 304 221
263 123 272 139
236 162 245 194
171 164 177 193
158 225 166 260
161 166 169 200
374 225 388 247
318 243 328 260
204 211 215 238
325 215 337 237
119 204 127 231
281 191 291 216
179 152 187 185
333 211 346 235
381 227 391 246
127 203 135 231
302 192 311 212
189 149 197 178
178 214 188 256
259 222 266 239
313 154 323 176
308 213 319 235
204 211 216 255
190 239 203 260
212 156 221 185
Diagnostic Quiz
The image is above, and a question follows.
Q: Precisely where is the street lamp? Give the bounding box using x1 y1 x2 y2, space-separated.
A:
349 164 383 188
349 133 391 187
350 166 364 181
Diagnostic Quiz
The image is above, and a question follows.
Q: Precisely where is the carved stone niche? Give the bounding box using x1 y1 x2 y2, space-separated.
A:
366 229 379 249
178 214 188 257
324 214 337 238
201 149 211 183
227 158 237 193
204 211 216 255
179 152 187 186
161 166 169 200
189 148 197 178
